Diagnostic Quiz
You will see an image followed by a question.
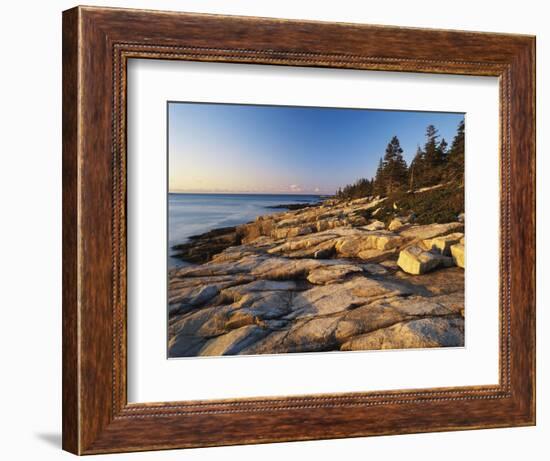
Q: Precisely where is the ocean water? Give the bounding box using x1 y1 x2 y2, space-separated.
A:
168 193 322 267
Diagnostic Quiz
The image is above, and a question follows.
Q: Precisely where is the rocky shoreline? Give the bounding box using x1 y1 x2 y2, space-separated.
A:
168 192 465 357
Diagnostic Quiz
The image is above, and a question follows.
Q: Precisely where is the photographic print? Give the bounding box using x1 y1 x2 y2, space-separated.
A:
167 102 465 358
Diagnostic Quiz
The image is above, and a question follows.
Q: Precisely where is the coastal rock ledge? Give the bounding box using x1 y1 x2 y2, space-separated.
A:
169 194 465 357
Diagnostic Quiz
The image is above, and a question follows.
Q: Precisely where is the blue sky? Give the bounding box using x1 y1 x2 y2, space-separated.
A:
168 102 464 195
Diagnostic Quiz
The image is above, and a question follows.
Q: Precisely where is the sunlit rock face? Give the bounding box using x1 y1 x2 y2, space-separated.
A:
168 193 465 357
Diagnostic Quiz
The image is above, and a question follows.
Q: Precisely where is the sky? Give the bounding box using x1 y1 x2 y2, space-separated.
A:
168 102 464 195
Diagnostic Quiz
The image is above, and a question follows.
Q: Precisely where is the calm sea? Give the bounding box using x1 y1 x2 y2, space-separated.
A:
168 193 322 267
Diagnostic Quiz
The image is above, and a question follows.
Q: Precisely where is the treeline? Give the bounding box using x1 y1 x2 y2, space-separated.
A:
336 121 464 199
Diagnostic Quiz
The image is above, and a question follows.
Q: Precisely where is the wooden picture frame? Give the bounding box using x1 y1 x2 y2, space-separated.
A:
62 5 536 455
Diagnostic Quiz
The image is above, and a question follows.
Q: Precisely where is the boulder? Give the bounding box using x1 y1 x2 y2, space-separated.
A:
276 217 301 228
451 243 465 268
234 291 296 320
395 266 464 296
238 218 275 244
224 309 258 330
423 232 464 255
199 325 270 356
272 316 340 352
365 220 385 231
268 234 337 258
209 246 263 264
397 245 453 275
287 275 413 319
267 234 323 254
176 253 268 277
357 248 396 262
334 304 407 342
221 279 298 297
334 236 364 257
340 316 464 351
334 231 402 258
372 295 454 317
250 257 322 280
171 226 240 264
366 232 403 251
169 305 233 339
168 274 254 313
333 291 458 344
240 316 341 354
400 222 463 241
168 284 220 316
429 291 465 314
168 335 208 357
238 330 286 355
388 218 404 231
220 280 298 320
306 264 363 285
271 225 314 240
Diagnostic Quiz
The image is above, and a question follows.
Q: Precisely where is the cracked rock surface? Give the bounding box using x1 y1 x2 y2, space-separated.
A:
168 195 465 357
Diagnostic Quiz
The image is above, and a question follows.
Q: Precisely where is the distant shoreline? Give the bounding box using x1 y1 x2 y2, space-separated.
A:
169 191 333 198
265 202 319 210
171 199 324 263
169 194 328 266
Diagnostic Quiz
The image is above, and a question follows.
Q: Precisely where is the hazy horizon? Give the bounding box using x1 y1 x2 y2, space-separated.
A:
168 102 464 195
168 190 329 196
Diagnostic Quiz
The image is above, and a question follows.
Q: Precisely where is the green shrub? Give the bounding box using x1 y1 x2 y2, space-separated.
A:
375 183 464 225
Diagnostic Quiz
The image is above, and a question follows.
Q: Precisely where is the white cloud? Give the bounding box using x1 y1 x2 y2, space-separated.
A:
314 187 320 193
289 184 302 192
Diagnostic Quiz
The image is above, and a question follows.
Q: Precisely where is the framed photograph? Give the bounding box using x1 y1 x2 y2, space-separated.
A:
62 6 535 454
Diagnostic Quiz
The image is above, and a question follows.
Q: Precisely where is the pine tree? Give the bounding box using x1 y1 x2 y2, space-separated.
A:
423 125 447 184
446 120 465 183
374 157 385 196
424 125 439 166
438 138 448 160
381 136 408 194
336 120 465 201
335 177 374 199
409 146 425 190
